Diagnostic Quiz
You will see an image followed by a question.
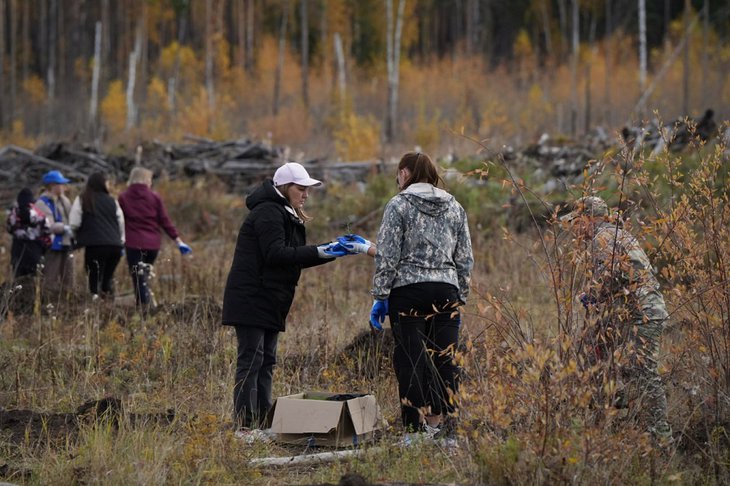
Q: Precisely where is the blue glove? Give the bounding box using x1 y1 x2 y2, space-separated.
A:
317 242 348 258
337 234 373 255
369 299 388 331
178 241 192 255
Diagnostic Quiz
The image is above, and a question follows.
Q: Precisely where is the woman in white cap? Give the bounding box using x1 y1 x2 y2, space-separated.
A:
36 170 75 297
222 162 350 443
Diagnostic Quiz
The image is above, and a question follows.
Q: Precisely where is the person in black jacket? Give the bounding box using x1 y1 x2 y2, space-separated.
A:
70 173 125 299
222 162 349 443
6 187 51 278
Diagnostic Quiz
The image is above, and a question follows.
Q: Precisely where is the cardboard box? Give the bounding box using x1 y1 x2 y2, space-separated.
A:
266 391 382 447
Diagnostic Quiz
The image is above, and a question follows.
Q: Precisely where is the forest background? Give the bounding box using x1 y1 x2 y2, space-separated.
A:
0 0 728 158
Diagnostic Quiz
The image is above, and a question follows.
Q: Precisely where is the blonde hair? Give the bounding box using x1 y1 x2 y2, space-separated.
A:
277 183 312 222
128 167 153 186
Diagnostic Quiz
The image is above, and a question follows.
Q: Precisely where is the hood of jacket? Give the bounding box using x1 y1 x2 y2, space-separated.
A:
400 182 453 217
125 183 151 197
246 179 289 211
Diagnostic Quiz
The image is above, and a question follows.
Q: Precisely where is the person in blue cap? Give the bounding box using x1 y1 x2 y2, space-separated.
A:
36 170 75 296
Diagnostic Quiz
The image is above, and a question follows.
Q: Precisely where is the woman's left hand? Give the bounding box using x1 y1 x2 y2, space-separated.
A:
317 241 348 258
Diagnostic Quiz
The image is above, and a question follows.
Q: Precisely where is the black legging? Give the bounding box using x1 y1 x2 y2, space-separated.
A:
84 245 122 296
388 282 461 431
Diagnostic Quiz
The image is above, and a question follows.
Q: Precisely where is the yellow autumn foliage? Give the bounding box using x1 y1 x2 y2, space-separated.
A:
146 76 169 114
141 76 170 134
0 120 35 147
22 75 47 107
333 112 381 161
159 41 201 92
178 87 231 139
101 80 127 134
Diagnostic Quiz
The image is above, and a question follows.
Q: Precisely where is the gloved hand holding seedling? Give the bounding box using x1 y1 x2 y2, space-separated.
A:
337 234 374 255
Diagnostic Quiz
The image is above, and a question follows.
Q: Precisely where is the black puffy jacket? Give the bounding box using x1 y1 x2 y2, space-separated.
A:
222 180 330 331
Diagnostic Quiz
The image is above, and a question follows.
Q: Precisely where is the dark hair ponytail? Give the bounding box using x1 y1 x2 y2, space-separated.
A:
397 152 443 190
81 173 109 213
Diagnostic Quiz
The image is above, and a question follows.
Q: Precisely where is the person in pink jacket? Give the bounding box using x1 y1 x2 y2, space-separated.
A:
118 167 191 308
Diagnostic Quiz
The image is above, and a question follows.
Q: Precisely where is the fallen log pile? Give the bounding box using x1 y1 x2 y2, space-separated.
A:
0 137 378 208
1 113 724 209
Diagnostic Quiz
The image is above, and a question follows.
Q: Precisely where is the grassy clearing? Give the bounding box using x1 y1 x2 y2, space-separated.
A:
3 137 730 484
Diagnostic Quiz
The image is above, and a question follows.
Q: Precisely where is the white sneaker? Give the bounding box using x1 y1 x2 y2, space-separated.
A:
234 428 273 445
399 429 438 448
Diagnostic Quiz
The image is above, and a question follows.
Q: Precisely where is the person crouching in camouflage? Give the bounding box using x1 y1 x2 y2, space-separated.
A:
561 196 672 442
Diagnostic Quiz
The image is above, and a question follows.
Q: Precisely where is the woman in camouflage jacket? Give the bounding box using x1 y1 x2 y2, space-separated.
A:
370 152 474 438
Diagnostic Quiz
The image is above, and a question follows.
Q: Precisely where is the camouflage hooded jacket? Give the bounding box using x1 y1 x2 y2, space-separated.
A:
589 221 669 323
372 182 474 302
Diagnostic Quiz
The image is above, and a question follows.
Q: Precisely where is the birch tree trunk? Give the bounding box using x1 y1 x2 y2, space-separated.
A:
301 0 309 108
126 21 143 130
638 0 647 99
273 1 289 116
334 32 346 103
89 21 102 134
569 0 578 135
385 0 406 143
89 21 102 131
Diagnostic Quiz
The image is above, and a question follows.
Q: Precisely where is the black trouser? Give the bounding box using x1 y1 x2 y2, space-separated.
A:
389 282 461 431
234 325 279 429
125 248 159 305
84 245 122 296
11 239 45 278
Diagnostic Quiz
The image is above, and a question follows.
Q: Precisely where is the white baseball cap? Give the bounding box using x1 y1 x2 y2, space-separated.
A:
273 162 322 187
